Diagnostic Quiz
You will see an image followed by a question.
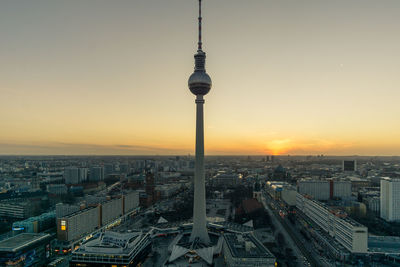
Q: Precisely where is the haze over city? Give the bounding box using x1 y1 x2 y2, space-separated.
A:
2 1 400 267
1 0 399 155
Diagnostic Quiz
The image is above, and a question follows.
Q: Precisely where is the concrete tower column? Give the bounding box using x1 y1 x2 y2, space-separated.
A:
190 95 210 243
188 0 211 245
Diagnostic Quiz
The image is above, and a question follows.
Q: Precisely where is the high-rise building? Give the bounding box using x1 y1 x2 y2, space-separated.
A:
145 172 155 206
65 167 88 184
380 177 400 222
78 168 88 183
332 180 352 199
298 179 352 200
188 0 212 244
104 163 114 177
57 191 139 242
298 180 330 200
100 198 123 226
56 203 80 218
57 207 100 242
343 160 357 172
119 163 129 174
123 191 140 213
31 173 40 190
89 166 104 182
65 167 79 184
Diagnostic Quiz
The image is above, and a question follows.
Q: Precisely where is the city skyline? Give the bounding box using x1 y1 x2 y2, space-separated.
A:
1 0 400 156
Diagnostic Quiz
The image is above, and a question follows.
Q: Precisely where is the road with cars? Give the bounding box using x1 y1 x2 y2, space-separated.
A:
261 192 320 267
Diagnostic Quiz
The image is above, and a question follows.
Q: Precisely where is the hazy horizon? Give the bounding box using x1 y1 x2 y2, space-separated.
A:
1 0 400 156
0 153 399 158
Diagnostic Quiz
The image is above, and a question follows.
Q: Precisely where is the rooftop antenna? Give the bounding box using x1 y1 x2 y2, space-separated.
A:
198 0 202 51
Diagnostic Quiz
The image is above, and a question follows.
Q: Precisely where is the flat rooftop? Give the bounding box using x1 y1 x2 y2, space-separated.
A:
73 231 150 255
304 195 366 228
217 221 253 233
224 233 275 259
0 233 51 252
63 206 97 219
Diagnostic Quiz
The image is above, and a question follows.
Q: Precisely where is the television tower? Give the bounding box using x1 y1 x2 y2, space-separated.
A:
188 0 211 244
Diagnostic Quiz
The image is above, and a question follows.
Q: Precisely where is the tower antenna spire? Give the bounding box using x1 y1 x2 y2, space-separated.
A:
198 0 202 51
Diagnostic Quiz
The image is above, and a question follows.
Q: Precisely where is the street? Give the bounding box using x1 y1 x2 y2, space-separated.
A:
261 192 315 267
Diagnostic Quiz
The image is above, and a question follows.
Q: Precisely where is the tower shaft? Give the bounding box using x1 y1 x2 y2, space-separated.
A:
190 95 210 244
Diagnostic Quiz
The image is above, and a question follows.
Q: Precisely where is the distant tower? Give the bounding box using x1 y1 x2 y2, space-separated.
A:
188 0 211 244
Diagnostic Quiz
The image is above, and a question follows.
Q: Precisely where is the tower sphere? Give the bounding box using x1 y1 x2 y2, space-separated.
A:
188 71 212 96
188 50 212 96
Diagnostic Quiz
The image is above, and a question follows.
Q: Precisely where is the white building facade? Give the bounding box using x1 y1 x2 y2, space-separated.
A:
380 177 400 222
296 193 368 253
298 179 351 200
298 180 330 200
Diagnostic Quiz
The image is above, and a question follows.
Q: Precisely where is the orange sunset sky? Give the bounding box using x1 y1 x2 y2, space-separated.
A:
1 0 399 156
